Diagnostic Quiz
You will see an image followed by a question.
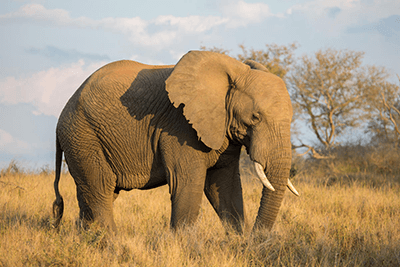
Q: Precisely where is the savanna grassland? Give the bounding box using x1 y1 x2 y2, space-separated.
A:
1 145 400 267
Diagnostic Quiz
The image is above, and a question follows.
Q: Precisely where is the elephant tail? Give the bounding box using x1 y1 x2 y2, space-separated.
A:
52 136 64 228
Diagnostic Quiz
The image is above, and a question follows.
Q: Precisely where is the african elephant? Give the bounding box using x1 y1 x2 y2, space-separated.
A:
52 51 298 234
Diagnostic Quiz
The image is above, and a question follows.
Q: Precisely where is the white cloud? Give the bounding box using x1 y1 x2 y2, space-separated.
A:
3 1 398 51
0 129 31 155
155 15 229 33
0 60 105 117
0 4 166 46
222 0 276 27
0 4 226 48
0 3 92 27
0 2 282 49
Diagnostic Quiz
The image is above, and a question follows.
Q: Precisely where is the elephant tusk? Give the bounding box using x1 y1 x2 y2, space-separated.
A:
287 179 299 196
254 162 275 191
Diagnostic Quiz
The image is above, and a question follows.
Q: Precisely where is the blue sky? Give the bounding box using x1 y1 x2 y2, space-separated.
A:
0 0 399 168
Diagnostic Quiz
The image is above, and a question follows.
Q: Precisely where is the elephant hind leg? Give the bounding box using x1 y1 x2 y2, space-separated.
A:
76 184 117 233
66 151 118 233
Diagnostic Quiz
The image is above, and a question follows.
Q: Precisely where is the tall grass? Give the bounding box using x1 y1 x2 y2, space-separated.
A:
1 148 399 266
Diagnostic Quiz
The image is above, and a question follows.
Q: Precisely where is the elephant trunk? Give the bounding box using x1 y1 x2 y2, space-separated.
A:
253 159 291 231
250 123 293 231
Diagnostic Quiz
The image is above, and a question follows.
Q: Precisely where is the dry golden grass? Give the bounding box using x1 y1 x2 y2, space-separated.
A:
1 154 399 266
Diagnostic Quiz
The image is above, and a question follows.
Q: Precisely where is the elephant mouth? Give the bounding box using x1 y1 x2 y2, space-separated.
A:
253 161 299 196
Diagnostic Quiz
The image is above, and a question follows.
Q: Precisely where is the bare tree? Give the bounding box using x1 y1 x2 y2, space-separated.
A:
237 43 298 80
200 43 298 79
366 75 400 144
288 49 389 157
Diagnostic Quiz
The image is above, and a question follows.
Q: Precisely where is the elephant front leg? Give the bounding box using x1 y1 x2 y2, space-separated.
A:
167 166 207 230
204 164 245 233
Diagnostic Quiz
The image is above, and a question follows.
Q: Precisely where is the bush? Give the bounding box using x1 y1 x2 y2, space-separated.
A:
292 142 400 189
0 160 24 177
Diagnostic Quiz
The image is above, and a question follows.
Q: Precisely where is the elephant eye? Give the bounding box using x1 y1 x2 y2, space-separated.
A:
252 113 261 124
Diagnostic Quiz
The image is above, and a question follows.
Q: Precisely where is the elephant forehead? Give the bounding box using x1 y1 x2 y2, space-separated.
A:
250 90 290 110
250 89 293 120
245 74 287 98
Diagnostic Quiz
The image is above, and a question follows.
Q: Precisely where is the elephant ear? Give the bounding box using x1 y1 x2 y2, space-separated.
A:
244 60 270 73
166 51 249 150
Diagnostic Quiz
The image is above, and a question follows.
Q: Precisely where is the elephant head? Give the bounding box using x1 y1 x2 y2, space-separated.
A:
166 51 298 231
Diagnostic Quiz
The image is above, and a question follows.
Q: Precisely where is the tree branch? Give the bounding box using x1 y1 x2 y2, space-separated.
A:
381 91 400 136
292 143 333 159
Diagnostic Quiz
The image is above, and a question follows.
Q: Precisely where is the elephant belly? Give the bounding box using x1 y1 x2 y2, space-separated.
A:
97 119 168 190
115 164 167 190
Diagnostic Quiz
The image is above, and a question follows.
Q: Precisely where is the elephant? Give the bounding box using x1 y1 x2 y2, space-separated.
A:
52 50 298 234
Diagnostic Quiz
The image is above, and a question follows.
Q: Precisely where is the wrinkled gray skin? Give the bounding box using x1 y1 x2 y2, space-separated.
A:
52 51 293 233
